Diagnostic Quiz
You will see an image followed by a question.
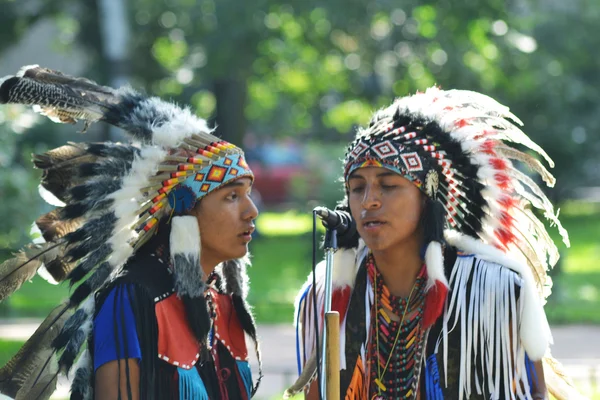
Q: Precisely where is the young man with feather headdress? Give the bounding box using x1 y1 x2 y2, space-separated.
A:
0 65 262 400
287 88 582 400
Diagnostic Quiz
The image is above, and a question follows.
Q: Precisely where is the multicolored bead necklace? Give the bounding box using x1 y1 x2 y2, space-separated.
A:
367 254 427 400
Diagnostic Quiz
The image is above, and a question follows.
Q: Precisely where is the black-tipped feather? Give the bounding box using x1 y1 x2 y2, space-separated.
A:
33 144 97 202
57 328 87 375
52 308 89 350
69 361 92 400
69 178 121 202
42 250 74 283
67 244 112 283
64 213 117 244
69 262 112 307
78 158 132 178
86 142 140 160
101 89 159 142
60 198 114 220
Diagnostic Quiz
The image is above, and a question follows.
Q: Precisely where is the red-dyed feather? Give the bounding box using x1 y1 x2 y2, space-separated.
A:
489 157 508 171
423 281 448 328
456 119 470 128
494 172 511 190
498 195 519 209
331 286 352 322
481 140 498 155
494 227 515 249
499 211 515 229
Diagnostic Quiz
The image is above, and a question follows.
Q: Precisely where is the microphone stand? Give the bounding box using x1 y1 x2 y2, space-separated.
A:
320 227 340 400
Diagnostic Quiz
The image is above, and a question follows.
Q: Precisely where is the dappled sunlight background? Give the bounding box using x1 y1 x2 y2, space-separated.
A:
0 0 599 398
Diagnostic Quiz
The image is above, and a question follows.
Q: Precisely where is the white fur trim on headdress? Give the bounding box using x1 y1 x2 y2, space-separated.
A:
170 215 201 258
170 215 204 298
424 241 448 290
144 98 213 149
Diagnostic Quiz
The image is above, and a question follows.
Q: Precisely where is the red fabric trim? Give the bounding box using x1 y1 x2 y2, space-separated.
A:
155 294 201 368
213 291 249 360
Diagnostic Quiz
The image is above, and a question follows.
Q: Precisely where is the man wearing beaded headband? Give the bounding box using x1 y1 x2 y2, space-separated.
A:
287 87 580 399
0 65 262 399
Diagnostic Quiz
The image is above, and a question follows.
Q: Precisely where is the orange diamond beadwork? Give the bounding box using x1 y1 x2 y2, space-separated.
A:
223 157 233 166
200 183 210 192
194 173 205 181
238 157 248 169
229 168 238 176
207 165 227 182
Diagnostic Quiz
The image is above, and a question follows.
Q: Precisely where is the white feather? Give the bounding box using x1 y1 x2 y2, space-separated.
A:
37 185 65 207
28 222 60 284
142 98 215 148
106 146 166 267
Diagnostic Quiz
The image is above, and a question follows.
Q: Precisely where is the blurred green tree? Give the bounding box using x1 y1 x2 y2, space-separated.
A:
1 0 598 199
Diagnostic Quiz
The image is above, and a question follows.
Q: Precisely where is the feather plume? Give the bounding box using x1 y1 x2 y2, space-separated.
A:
0 302 70 398
67 243 112 283
495 145 555 187
69 350 92 400
57 319 91 375
86 142 140 160
78 158 132 178
543 354 586 400
68 178 122 203
68 262 111 307
283 351 318 398
0 242 63 301
0 65 117 129
33 143 98 202
35 209 82 242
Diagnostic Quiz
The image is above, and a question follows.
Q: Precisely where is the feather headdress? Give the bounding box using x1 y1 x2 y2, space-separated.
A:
343 87 569 302
340 87 576 399
0 65 257 398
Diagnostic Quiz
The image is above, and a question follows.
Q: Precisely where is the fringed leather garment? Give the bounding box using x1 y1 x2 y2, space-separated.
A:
293 244 544 400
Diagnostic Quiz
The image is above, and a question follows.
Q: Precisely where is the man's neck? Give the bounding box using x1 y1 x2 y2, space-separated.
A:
200 255 217 279
371 236 423 298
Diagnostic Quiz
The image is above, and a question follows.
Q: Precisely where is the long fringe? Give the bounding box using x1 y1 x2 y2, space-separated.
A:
436 255 531 400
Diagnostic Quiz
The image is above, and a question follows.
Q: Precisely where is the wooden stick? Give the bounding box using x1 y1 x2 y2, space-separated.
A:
325 311 340 399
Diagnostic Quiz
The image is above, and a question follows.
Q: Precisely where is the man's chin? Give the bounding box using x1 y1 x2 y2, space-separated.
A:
231 245 249 260
362 237 390 252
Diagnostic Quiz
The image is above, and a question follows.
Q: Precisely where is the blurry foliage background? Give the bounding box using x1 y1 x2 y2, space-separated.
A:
0 0 598 319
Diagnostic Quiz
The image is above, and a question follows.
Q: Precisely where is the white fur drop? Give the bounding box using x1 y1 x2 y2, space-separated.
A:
170 215 201 257
424 241 448 290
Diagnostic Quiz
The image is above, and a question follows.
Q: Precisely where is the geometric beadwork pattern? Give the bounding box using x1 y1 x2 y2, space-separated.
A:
372 140 399 159
183 153 253 199
400 152 423 172
349 141 369 159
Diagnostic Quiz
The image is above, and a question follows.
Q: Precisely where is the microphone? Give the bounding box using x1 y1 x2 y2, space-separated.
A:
313 206 356 238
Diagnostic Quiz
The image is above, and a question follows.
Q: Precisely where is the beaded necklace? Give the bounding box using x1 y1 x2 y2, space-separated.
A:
367 254 427 400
